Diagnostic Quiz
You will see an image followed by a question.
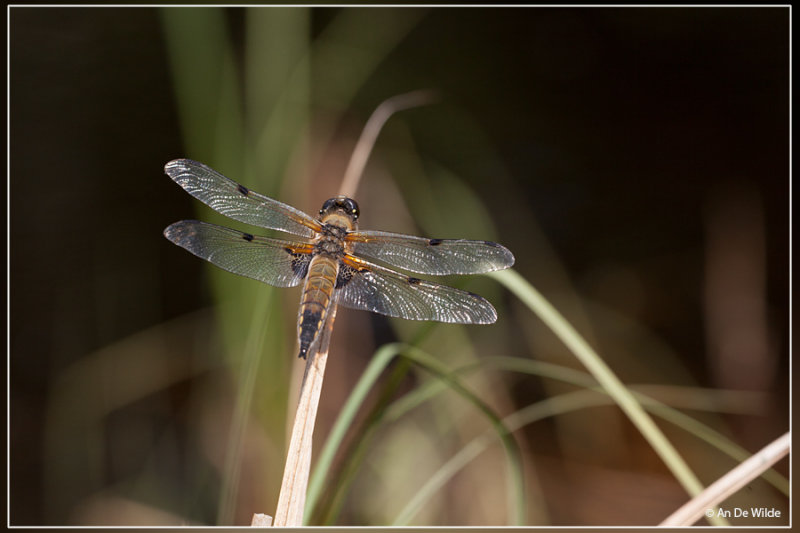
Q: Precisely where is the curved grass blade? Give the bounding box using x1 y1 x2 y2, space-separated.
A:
393 389 604 525
388 357 788 523
305 343 526 526
309 356 414 525
489 269 727 526
304 343 398 523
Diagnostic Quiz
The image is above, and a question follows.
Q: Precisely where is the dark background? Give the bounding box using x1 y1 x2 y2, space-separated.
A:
9 6 789 526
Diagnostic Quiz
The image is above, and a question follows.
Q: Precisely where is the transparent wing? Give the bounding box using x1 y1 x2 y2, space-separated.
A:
336 256 498 324
165 159 321 238
164 220 312 287
347 230 515 275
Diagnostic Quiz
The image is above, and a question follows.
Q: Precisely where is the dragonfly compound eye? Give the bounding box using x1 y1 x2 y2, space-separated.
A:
343 198 360 219
320 196 359 220
320 198 338 216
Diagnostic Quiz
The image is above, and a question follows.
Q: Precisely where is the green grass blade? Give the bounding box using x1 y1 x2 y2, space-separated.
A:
389 355 788 518
159 8 244 171
217 291 275 523
398 345 526 526
310 356 415 525
304 343 400 522
393 389 606 525
489 269 727 526
635 400 789 496
160 8 297 525
306 343 526 525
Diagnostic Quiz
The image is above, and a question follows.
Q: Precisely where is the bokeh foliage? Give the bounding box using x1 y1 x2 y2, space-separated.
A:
10 6 789 526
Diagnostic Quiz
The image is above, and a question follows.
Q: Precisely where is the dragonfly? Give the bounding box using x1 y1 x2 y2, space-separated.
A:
163 159 515 359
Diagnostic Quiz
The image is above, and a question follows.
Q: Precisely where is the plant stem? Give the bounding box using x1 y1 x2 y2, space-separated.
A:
272 304 338 526
338 89 437 199
267 90 437 526
659 432 790 526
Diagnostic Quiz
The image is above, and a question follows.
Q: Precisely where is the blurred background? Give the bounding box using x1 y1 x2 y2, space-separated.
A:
9 6 789 527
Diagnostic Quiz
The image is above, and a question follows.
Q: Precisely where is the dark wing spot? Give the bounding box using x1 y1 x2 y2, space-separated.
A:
336 263 358 288
407 277 422 285
242 233 254 242
285 247 311 278
292 259 310 278
429 238 443 246
237 184 250 196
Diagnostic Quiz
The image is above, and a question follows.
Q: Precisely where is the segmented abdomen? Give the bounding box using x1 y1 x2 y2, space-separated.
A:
297 254 339 358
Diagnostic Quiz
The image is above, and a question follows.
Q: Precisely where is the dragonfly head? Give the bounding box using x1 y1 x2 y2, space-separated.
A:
320 195 360 222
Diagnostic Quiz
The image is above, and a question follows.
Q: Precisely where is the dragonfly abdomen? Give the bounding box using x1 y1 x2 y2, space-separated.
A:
297 254 339 358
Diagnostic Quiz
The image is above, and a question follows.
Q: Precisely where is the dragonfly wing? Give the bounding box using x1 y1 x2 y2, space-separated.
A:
347 230 514 275
165 159 321 238
164 220 311 287
336 256 498 324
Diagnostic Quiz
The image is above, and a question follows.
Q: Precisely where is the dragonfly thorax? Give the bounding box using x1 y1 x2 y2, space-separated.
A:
314 234 345 256
313 223 348 257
